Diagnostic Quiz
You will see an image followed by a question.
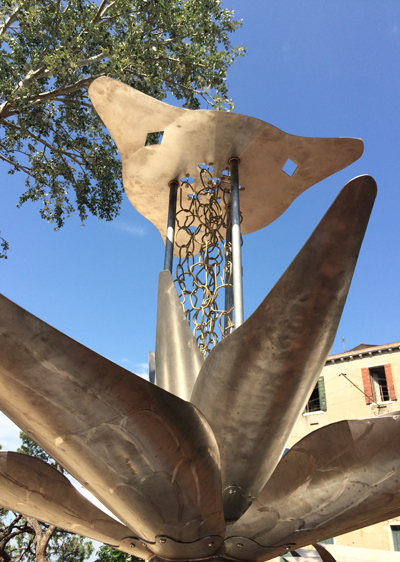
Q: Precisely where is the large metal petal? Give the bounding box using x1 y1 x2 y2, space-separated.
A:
191 175 377 520
0 296 224 555
89 77 363 254
225 415 400 561
0 452 150 557
155 270 203 400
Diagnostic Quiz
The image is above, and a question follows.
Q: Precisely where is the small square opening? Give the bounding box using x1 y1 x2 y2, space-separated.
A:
145 131 164 146
282 158 298 177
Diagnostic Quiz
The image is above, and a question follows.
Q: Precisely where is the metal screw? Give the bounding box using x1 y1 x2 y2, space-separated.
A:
237 543 243 549
208 542 214 547
160 538 167 544
130 544 136 549
229 489 236 494
142 543 147 548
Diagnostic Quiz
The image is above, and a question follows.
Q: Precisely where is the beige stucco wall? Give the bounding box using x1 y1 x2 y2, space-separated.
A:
286 343 400 552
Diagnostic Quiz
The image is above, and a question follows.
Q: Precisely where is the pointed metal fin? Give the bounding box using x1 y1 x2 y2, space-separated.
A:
225 416 400 560
191 175 377 520
0 295 224 552
155 270 203 400
0 451 148 557
313 544 338 562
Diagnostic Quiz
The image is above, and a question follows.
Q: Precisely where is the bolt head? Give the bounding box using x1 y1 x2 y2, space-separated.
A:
160 538 167 544
237 543 244 549
130 543 135 549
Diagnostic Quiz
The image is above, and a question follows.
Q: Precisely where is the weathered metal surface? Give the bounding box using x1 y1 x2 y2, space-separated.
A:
0 295 224 552
129 535 224 560
225 415 400 561
88 77 363 254
155 270 203 400
0 452 149 557
191 175 377 521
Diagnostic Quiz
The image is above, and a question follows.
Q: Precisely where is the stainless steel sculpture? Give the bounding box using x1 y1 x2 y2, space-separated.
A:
0 78 397 562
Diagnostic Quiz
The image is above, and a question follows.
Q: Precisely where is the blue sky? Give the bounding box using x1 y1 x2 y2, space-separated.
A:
1 1 400 449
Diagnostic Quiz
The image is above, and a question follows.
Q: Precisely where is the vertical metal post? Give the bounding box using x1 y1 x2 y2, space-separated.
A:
164 180 178 273
229 157 244 328
148 351 156 384
224 209 233 333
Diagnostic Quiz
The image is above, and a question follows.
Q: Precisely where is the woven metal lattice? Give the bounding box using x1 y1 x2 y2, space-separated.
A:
175 165 241 357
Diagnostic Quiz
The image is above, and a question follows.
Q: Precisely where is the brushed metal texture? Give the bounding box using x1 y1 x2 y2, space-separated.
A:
155 270 203 400
225 415 400 560
0 297 224 549
191 176 377 520
88 77 363 254
0 452 148 557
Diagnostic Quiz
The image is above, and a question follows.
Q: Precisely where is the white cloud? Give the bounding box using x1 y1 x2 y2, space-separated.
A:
135 362 149 378
0 413 22 451
112 221 147 237
117 358 149 380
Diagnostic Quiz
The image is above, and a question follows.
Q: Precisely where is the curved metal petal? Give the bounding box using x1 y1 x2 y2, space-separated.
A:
191 175 377 520
0 452 150 557
0 296 224 553
225 415 400 561
155 270 203 401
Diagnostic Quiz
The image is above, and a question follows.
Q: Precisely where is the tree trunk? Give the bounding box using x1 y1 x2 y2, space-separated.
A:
26 517 56 562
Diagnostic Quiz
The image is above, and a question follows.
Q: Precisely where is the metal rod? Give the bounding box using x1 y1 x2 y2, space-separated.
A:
164 180 179 273
224 209 233 333
229 157 244 328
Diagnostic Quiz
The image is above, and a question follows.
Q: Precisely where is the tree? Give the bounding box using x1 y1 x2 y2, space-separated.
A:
95 545 144 562
0 433 94 562
0 0 244 254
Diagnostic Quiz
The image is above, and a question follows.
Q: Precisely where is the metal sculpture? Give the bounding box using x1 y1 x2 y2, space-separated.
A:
0 78 397 562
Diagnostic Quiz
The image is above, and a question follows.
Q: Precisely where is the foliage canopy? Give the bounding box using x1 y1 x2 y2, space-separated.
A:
0 0 244 254
0 433 93 562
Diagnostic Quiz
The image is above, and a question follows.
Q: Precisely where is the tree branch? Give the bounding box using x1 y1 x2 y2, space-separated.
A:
0 5 21 38
77 52 108 67
0 153 36 178
0 74 101 119
1 120 85 165
92 1 115 24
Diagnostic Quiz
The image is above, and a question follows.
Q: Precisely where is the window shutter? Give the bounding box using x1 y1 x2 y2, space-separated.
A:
361 367 373 404
384 364 396 401
318 377 326 411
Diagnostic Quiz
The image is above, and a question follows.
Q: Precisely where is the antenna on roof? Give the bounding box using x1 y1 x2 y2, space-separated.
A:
342 337 346 352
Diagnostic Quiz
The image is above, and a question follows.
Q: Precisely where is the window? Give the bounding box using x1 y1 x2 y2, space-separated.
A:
361 364 396 405
392 526 400 551
304 377 326 413
319 538 334 545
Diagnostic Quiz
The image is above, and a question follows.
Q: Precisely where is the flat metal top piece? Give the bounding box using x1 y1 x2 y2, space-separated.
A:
89 77 363 252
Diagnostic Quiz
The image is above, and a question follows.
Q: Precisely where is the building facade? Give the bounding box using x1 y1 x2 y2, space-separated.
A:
287 341 400 552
